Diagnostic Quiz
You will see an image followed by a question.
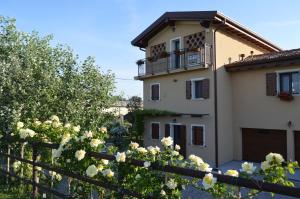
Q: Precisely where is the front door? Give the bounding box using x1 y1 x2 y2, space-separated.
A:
172 124 186 158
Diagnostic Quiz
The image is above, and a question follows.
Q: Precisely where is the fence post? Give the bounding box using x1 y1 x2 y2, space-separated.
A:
32 145 38 199
6 143 10 185
20 143 25 178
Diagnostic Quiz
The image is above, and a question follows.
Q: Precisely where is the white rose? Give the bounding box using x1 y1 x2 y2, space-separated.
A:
100 127 107 133
97 165 104 171
12 161 21 171
189 154 204 166
136 147 147 154
75 149 86 161
61 133 71 145
266 153 284 164
166 178 177 190
171 151 179 156
161 137 173 147
225 170 239 177
198 163 212 172
261 161 271 171
52 147 63 159
102 169 114 178
27 129 36 137
17 122 24 129
202 173 217 190
66 159 71 163
144 161 151 168
55 174 62 181
160 190 166 196
50 115 60 122
34 120 42 126
115 152 126 163
90 139 103 148
175 144 181 151
147 146 158 155
241 162 256 174
73 125 80 132
101 159 109 165
19 129 28 139
52 121 61 128
129 142 139 149
44 120 52 125
64 123 71 128
84 131 93 138
86 165 98 177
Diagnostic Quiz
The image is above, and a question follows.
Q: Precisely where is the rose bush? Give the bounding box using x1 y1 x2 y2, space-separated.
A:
1 116 299 198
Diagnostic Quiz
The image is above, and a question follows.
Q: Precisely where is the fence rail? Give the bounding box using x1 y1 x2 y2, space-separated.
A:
1 136 300 198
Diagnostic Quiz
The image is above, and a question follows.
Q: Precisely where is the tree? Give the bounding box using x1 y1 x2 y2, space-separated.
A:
0 16 116 132
126 96 142 112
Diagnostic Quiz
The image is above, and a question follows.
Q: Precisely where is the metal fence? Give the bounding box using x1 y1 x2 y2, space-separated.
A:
1 136 300 198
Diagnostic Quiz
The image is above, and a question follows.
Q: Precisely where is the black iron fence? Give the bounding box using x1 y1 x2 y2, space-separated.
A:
137 48 208 77
1 136 300 198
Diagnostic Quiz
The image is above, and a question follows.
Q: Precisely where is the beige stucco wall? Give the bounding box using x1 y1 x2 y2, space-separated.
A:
215 29 268 164
231 65 300 161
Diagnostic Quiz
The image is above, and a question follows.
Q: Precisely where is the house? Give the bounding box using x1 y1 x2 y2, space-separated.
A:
131 11 300 167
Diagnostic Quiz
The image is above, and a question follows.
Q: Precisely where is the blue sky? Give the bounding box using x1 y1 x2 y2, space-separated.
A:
1 0 300 98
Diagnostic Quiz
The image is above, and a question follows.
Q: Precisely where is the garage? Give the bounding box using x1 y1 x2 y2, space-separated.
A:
242 128 287 162
295 131 300 163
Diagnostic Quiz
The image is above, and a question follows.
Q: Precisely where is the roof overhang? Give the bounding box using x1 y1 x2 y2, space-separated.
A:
131 11 282 52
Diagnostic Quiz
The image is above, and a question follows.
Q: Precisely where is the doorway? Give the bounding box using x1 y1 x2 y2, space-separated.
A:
170 38 181 69
170 124 186 158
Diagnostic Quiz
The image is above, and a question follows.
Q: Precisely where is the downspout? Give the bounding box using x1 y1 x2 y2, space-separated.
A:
213 18 226 168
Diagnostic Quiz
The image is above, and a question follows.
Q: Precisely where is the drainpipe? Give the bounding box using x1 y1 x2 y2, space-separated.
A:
213 18 226 168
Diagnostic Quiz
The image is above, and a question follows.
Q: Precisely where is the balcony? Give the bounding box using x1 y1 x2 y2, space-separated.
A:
136 47 211 79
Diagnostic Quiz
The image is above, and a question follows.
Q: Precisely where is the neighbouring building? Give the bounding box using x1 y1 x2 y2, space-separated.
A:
131 11 300 167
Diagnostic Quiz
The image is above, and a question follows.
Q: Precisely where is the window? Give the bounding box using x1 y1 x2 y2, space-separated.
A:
151 83 160 100
170 38 181 69
191 125 205 146
151 123 160 139
193 79 203 99
279 71 300 94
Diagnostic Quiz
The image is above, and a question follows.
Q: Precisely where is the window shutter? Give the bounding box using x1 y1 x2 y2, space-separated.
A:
151 84 159 100
202 79 210 99
165 124 170 137
266 73 277 96
151 123 159 139
186 80 192 99
205 43 211 67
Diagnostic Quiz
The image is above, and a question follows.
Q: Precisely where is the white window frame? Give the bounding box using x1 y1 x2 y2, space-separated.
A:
169 37 182 69
191 124 205 147
191 77 206 100
150 122 160 140
276 69 300 96
150 83 160 101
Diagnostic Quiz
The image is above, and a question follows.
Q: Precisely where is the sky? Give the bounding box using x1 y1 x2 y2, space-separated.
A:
1 0 300 98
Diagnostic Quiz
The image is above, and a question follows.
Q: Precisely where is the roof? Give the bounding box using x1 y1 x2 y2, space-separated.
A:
131 11 282 52
225 48 300 72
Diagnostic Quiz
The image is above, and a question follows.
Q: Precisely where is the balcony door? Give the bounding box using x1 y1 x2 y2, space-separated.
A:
170 38 181 69
170 124 186 158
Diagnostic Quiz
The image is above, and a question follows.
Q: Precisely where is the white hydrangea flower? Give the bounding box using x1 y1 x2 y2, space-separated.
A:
261 160 271 171
166 178 177 190
101 159 109 165
102 169 114 178
144 161 151 168
86 165 98 177
225 169 239 177
202 173 217 190
75 149 86 161
136 147 147 154
129 142 139 149
90 139 103 148
266 153 284 164
115 152 126 163
161 137 173 147
17 122 24 130
241 162 256 174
